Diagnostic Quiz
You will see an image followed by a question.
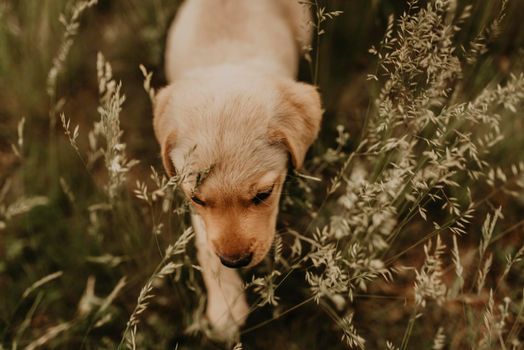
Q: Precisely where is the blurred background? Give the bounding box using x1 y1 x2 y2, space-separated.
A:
1 0 523 349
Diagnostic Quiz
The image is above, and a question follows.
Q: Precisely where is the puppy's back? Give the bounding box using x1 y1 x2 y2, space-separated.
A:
165 0 310 81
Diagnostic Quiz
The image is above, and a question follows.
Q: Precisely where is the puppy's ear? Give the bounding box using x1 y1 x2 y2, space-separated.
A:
269 81 322 169
153 85 177 176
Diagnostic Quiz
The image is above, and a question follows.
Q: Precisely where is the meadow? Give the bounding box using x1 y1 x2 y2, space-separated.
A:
1 0 524 349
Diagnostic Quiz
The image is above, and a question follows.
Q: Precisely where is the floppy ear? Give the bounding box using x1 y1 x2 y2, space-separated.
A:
153 85 177 176
269 81 323 169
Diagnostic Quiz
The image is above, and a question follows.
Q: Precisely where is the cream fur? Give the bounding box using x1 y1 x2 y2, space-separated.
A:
154 0 322 339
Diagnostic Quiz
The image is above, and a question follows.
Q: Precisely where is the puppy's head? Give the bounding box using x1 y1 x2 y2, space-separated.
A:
153 74 322 268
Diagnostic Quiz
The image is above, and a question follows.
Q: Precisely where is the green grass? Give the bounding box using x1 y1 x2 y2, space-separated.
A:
1 0 524 349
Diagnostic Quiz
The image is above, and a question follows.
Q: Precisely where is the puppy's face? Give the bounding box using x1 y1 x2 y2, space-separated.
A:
183 168 287 267
153 72 322 268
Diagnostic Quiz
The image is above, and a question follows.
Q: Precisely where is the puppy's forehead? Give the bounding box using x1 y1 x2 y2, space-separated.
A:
173 134 288 195
191 166 284 196
168 76 288 196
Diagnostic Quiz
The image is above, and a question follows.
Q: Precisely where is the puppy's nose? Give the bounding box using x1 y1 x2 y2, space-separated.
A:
218 252 253 268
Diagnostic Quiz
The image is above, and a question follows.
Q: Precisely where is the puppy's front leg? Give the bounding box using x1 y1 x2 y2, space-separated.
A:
192 214 249 339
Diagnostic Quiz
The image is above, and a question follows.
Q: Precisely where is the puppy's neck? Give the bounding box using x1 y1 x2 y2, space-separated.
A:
180 62 285 84
164 0 306 82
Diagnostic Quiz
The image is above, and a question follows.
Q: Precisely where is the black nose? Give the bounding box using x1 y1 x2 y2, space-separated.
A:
218 252 253 268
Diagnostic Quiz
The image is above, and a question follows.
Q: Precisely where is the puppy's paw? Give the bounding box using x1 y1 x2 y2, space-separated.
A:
206 289 249 341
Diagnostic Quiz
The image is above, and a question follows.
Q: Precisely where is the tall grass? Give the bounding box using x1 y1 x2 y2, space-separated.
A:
0 0 523 349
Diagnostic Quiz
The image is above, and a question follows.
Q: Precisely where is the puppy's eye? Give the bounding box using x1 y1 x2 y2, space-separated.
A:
191 195 206 206
252 186 273 205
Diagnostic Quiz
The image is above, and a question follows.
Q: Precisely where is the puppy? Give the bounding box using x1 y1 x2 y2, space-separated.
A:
153 0 322 339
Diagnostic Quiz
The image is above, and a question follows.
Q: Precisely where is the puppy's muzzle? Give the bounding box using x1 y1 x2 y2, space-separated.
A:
218 252 253 268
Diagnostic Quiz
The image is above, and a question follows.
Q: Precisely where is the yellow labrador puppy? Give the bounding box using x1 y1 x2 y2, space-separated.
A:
153 0 322 338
